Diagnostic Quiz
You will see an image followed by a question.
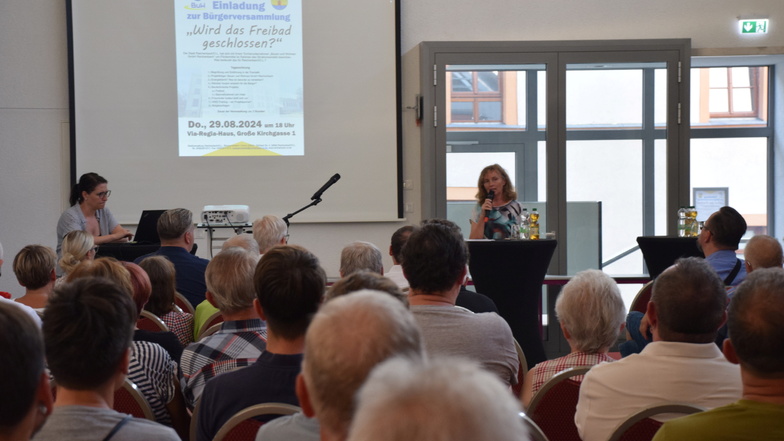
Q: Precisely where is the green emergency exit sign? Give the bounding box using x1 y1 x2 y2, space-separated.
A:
740 19 768 34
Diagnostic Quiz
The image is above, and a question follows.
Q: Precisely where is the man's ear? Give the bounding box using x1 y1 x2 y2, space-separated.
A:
206 291 219 309
723 338 740 365
295 374 316 417
253 298 267 321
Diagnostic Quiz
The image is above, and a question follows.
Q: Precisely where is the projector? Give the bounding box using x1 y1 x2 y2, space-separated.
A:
201 205 250 224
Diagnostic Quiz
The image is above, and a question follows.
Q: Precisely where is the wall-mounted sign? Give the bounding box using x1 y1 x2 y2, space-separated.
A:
739 19 768 34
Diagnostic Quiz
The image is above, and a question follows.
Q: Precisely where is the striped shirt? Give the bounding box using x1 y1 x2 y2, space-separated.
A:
179 318 267 407
530 351 615 397
129 340 178 425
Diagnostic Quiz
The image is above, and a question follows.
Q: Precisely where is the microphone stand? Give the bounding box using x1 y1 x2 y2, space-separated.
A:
282 198 323 227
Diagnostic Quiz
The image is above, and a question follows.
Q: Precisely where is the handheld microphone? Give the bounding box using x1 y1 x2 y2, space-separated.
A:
311 173 341 200
483 190 495 222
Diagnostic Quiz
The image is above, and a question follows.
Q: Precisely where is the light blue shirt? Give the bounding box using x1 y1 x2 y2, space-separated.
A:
705 249 746 286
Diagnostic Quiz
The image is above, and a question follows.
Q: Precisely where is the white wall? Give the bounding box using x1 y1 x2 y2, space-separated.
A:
1 0 782 296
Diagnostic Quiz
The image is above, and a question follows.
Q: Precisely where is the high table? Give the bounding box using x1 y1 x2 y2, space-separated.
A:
636 236 703 278
467 239 557 369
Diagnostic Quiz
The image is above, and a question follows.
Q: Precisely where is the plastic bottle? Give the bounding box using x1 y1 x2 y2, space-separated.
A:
687 206 698 237
529 208 540 240
677 207 687 237
519 208 530 239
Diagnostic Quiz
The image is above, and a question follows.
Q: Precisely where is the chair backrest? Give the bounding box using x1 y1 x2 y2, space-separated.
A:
607 403 706 441
527 366 592 441
114 378 156 421
189 397 202 441
213 403 301 441
519 412 549 441
197 311 224 340
137 310 170 332
630 281 654 313
175 292 195 315
511 338 529 398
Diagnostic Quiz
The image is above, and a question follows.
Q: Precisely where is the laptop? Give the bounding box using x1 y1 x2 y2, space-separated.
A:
133 210 166 244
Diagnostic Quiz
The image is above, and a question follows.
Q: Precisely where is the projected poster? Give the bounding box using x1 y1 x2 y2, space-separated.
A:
174 0 303 156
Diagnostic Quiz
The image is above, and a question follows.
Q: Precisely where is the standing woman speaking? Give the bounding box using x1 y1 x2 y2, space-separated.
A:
469 164 522 240
56 172 133 256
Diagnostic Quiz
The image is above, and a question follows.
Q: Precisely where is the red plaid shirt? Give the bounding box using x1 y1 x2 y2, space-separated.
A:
531 351 615 396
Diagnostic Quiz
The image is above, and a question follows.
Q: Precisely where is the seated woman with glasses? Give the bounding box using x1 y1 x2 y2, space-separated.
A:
55 172 133 260
56 230 97 285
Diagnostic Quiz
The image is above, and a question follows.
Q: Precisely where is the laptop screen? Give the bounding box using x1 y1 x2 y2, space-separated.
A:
133 210 166 243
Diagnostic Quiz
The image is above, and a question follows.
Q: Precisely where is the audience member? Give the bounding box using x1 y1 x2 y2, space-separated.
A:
180 247 266 408
715 234 783 346
742 234 782 274
256 290 425 441
139 256 194 347
34 278 179 441
347 357 527 441
339 241 383 277
575 257 742 441
196 245 325 441
400 220 497 312
386 225 413 290
252 215 288 254
522 269 625 408
13 245 57 312
402 221 517 386
0 302 52 441
652 267 784 441
67 259 180 427
697 206 748 286
0 240 42 327
135 208 209 306
121 261 183 363
325 271 407 305
57 230 95 283
221 234 260 256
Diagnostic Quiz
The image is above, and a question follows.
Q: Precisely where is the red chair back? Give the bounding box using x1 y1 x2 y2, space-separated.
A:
114 379 155 420
527 367 591 441
197 311 225 340
137 310 170 332
175 292 195 315
630 281 653 313
607 403 705 441
213 403 300 441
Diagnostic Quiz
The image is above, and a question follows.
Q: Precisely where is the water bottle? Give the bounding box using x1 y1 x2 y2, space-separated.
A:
677 207 687 237
687 206 698 237
529 208 540 240
519 208 530 239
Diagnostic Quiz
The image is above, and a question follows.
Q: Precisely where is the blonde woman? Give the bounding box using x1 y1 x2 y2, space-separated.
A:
57 230 95 283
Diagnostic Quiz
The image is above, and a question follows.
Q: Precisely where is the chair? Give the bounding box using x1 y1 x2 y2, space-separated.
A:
629 281 653 313
189 397 202 441
607 403 706 441
114 378 156 421
175 292 195 315
196 311 225 340
137 310 170 332
519 412 549 441
511 338 529 398
213 403 301 441
526 366 591 441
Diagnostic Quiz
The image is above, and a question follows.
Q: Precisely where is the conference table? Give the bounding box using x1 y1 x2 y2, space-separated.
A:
467 239 557 369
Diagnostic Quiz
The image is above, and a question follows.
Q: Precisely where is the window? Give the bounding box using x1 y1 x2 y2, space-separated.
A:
449 71 503 123
694 66 768 125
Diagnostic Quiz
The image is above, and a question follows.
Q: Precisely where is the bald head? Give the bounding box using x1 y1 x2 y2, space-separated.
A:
302 290 425 438
744 235 783 272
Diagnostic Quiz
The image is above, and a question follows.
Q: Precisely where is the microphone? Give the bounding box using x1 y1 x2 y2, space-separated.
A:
483 190 495 222
311 173 341 200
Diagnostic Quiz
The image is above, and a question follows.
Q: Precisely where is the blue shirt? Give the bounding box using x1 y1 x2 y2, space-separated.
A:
705 249 746 286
